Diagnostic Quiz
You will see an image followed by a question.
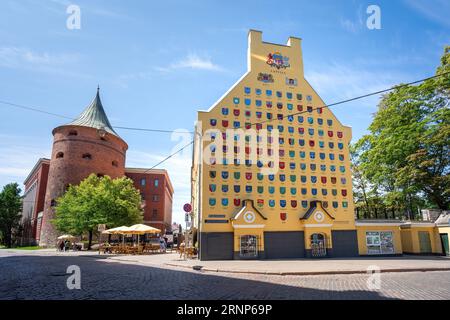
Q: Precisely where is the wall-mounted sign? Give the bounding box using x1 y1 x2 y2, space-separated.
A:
266 52 290 69
257 72 274 83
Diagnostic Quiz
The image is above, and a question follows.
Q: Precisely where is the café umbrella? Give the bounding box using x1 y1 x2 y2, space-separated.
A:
57 234 76 240
123 224 161 247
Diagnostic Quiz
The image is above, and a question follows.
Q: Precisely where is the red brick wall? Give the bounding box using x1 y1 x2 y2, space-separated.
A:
39 125 128 247
125 171 173 234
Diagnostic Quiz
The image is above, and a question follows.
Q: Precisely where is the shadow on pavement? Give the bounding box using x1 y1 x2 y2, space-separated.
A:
0 255 393 300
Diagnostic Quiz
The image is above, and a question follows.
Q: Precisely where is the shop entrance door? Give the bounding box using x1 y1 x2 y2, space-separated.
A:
440 234 449 256
311 233 327 257
418 231 432 253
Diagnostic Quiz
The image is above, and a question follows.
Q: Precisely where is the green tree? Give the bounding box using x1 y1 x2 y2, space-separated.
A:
353 46 450 212
0 183 23 248
53 174 143 250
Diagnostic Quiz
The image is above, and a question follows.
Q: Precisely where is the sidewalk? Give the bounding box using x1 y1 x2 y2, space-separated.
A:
102 252 450 275
163 254 450 275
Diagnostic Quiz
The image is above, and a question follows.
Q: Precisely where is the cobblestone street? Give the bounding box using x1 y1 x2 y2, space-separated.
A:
1 250 450 300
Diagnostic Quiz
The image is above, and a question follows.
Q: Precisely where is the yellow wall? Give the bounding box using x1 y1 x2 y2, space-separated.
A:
401 225 442 254
356 225 402 255
193 30 355 236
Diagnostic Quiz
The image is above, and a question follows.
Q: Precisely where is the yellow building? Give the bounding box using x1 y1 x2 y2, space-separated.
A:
190 30 449 260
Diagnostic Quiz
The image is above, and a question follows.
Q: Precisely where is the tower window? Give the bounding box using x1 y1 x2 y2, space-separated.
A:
68 130 78 136
82 153 92 160
50 199 57 207
112 160 118 167
56 152 64 159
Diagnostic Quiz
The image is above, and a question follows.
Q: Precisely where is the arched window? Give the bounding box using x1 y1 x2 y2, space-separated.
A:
56 152 64 159
82 153 92 160
50 199 57 207
68 130 78 136
112 160 118 167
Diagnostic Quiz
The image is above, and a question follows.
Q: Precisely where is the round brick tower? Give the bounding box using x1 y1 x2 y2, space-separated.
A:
39 88 128 247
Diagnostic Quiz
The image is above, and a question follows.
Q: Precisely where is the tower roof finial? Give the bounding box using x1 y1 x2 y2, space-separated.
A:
65 87 119 137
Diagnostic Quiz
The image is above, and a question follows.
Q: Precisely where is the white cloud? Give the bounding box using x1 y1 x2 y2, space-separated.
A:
0 136 51 191
305 62 408 107
0 47 79 69
404 0 450 27
155 53 225 73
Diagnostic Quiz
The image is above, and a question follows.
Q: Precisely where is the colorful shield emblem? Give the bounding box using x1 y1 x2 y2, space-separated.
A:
309 140 315 147
337 131 343 139
291 200 297 208
209 171 216 178
269 174 275 181
221 198 229 206
234 199 241 206
331 177 337 184
210 119 217 126
245 147 251 154
222 108 229 115
279 162 285 169
328 131 333 137
221 171 229 179
290 188 297 195
245 172 252 180
233 185 240 193
321 177 327 184
269 200 275 207
298 127 304 134
280 187 286 195
280 200 286 208
338 143 344 150
221 185 228 193
257 186 264 194
257 199 264 207
209 184 216 192
342 189 347 196
222 120 229 127
280 174 286 182
269 186 275 194
234 172 240 180
245 185 252 193
308 128 314 135
280 212 287 221
209 198 216 206
257 173 264 181
289 163 296 170
311 176 317 183
290 175 296 182
256 111 262 119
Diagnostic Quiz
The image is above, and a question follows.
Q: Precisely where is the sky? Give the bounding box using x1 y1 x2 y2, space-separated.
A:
0 0 449 224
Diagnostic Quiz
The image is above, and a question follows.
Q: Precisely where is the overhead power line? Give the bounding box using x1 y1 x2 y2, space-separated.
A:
0 100 193 134
148 70 450 169
0 71 448 170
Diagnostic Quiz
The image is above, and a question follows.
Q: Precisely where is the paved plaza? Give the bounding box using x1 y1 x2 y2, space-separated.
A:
1 249 450 300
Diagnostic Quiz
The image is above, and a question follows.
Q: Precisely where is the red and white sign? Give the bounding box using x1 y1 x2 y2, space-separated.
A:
183 203 192 213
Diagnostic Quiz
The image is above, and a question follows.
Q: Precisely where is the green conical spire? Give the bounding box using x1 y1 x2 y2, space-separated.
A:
67 87 119 137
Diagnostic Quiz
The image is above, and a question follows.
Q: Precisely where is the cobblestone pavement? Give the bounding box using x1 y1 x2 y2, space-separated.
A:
1 250 450 300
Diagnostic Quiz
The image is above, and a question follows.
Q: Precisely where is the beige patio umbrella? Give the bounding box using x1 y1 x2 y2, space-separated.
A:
124 224 161 247
126 224 161 234
102 226 131 246
57 234 76 240
102 226 131 234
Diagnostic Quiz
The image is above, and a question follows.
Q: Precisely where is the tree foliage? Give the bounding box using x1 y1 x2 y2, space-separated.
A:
0 183 23 248
53 174 143 249
353 46 450 215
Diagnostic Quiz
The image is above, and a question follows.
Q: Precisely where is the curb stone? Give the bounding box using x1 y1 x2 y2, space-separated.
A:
164 263 450 276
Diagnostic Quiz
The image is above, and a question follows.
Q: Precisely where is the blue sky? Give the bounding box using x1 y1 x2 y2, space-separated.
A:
0 0 448 224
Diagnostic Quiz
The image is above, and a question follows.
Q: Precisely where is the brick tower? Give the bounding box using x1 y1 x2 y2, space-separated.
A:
39 88 128 247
